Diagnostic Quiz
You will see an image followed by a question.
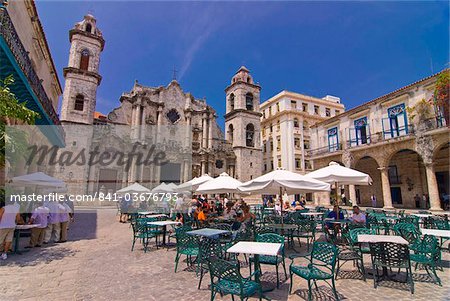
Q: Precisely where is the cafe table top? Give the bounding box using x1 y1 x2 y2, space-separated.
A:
300 212 324 216
421 228 450 238
186 228 230 237
147 221 181 226
357 234 409 245
227 241 282 256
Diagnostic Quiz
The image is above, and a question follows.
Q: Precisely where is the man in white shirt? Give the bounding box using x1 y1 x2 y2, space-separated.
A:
0 200 22 260
174 195 184 213
351 206 366 225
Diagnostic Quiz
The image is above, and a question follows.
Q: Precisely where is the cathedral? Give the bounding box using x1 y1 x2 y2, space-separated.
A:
56 14 262 195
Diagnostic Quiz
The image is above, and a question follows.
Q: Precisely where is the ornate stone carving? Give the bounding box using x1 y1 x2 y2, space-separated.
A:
342 150 354 168
415 135 434 164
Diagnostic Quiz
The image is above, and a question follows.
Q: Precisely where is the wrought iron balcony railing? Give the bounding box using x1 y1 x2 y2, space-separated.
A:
307 143 342 157
0 8 64 138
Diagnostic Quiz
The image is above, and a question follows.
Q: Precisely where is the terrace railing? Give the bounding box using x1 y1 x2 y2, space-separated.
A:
0 8 64 139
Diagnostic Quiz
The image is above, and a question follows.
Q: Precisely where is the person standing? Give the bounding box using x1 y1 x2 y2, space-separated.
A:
58 201 72 243
0 199 23 260
371 194 377 208
414 194 421 208
26 202 49 248
44 200 61 244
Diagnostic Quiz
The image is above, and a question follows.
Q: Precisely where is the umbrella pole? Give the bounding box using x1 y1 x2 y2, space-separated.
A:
280 186 284 226
336 181 340 221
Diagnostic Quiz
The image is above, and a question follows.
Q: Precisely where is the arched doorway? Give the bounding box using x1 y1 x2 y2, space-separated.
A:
434 143 449 209
388 149 427 209
354 156 382 207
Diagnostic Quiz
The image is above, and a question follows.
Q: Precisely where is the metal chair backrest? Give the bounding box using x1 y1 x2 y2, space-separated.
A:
369 242 410 269
208 257 244 284
310 241 338 269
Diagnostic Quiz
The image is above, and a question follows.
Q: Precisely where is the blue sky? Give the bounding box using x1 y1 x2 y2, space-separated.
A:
36 1 449 129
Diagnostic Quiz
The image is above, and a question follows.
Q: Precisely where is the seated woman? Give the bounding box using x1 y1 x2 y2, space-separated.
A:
223 201 237 219
236 204 255 231
283 201 291 211
294 200 305 211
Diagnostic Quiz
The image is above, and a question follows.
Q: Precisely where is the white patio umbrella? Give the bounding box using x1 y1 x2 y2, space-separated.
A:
175 174 213 193
116 182 151 194
305 161 372 208
151 182 173 194
10 172 65 188
196 172 244 194
305 161 373 185
238 169 330 224
238 169 331 195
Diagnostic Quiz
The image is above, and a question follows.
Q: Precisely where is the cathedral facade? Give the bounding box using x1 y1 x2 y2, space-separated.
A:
56 14 261 195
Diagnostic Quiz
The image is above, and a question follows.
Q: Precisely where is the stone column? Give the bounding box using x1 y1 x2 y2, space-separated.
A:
122 168 128 188
379 166 393 209
201 160 206 175
202 112 208 148
136 105 141 140
156 106 163 144
183 159 190 182
208 114 214 149
185 112 192 148
425 163 443 211
349 184 356 204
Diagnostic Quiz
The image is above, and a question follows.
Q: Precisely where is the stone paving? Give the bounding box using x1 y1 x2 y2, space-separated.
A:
0 208 449 301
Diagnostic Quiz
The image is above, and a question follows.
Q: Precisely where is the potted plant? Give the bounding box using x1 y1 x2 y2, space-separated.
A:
406 98 434 131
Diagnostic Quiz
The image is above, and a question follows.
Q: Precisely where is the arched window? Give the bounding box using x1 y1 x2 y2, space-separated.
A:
85 23 92 33
80 49 90 71
228 124 234 144
229 93 235 111
246 123 255 147
245 93 254 111
294 118 299 128
74 94 84 111
246 77 250 83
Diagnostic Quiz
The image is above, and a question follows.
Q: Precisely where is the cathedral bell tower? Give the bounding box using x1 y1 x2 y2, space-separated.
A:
224 66 262 182
60 14 104 125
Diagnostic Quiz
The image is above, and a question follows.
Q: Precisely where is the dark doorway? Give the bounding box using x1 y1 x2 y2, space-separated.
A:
391 187 403 205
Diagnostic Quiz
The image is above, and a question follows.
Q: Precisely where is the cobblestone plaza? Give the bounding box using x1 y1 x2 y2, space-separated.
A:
1 208 448 301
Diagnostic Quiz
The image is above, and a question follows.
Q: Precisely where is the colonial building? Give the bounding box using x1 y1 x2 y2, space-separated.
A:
260 91 344 174
1 0 64 180
57 15 264 195
308 70 449 211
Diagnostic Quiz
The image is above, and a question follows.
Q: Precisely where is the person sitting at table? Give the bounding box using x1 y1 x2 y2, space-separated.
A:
223 201 237 219
274 201 282 215
26 201 49 248
325 205 344 228
350 205 366 225
236 204 255 231
175 213 184 224
0 198 23 260
294 201 305 211
300 196 306 207
283 201 291 211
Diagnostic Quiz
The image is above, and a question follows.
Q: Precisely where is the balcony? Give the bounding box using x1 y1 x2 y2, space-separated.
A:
0 8 64 146
307 143 342 157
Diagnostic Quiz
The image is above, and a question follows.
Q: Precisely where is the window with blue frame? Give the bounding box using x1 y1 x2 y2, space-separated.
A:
349 117 370 146
327 127 339 152
382 103 408 139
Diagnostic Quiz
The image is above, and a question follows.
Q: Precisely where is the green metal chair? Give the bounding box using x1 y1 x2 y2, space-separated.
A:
289 241 339 301
392 223 422 252
410 234 442 285
131 218 159 252
292 219 316 251
335 228 374 281
250 233 287 288
208 257 262 301
174 226 199 272
198 238 224 289
369 242 414 294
